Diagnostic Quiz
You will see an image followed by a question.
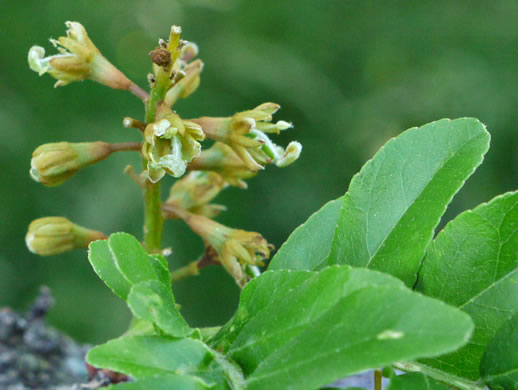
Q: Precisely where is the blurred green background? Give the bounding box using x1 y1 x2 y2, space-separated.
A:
1 1 517 343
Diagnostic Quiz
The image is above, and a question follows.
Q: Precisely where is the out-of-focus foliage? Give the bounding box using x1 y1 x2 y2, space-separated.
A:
0 0 516 342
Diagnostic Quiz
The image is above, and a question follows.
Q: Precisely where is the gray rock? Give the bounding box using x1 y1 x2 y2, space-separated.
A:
0 287 89 389
23 321 61 354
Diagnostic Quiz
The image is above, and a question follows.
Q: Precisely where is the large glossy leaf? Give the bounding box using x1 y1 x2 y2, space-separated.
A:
127 280 192 338
417 191 518 380
211 265 473 390
481 311 518 389
87 335 245 389
228 268 406 373
328 118 490 286
268 197 343 271
211 266 404 354
387 373 450 390
246 286 472 390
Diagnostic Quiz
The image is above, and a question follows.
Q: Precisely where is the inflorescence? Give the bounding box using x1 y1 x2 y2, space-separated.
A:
26 22 301 287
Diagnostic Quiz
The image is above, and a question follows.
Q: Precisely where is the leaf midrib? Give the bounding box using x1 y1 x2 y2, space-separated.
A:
364 131 487 268
484 366 518 382
459 267 518 310
247 328 463 386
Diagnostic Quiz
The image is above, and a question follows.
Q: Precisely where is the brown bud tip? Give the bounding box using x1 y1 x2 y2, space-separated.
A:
150 48 171 68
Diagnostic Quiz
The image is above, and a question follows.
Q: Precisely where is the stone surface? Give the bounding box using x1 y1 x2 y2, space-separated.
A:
0 287 89 389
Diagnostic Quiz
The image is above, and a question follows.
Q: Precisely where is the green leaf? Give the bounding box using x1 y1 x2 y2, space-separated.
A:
88 233 173 302
88 239 132 300
108 233 158 285
387 373 450 390
87 335 245 390
481 312 518 389
127 280 192 338
87 336 211 378
105 375 212 390
417 191 518 380
246 286 473 390
211 266 403 354
212 266 473 390
149 254 172 290
268 197 343 271
226 267 406 373
328 118 490 286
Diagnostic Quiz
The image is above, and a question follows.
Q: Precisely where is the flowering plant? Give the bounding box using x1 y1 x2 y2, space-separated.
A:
25 21 517 390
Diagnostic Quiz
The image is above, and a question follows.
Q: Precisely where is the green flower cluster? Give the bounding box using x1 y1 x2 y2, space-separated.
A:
26 22 301 286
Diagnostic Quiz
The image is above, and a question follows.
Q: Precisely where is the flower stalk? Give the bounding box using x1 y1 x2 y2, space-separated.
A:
171 260 200 283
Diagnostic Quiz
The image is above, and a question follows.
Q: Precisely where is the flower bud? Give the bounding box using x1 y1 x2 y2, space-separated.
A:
181 42 199 63
30 142 113 187
26 217 105 256
164 172 227 218
171 207 272 287
191 103 300 170
142 111 205 182
164 59 204 106
28 21 131 89
122 117 145 132
149 47 171 68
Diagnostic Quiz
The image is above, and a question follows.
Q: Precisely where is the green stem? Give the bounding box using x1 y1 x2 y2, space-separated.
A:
146 71 170 122
142 170 163 253
142 69 170 253
171 260 200 282
374 369 382 390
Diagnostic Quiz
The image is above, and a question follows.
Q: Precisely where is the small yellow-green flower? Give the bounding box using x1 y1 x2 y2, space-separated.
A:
26 217 105 256
189 140 301 188
30 141 114 187
164 171 227 218
171 207 272 287
142 111 205 182
189 142 258 189
28 21 131 89
191 103 300 171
